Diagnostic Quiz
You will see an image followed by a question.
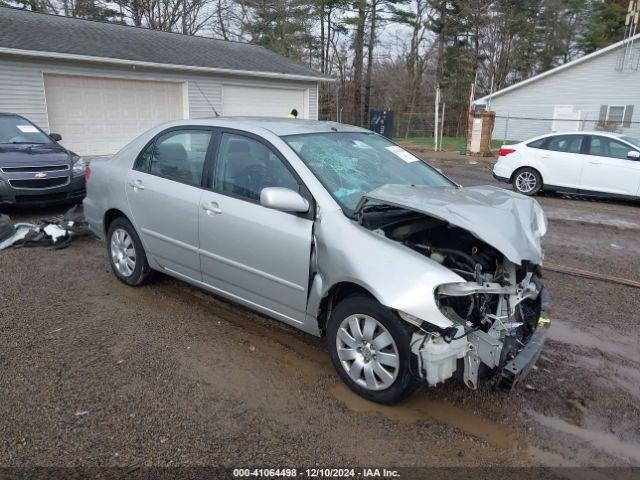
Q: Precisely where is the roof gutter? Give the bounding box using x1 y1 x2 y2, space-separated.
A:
0 46 336 83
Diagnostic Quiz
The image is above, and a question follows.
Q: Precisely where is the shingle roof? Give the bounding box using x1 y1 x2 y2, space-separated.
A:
0 7 328 80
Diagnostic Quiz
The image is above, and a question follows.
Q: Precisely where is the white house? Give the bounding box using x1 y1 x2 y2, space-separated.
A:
0 7 329 156
474 34 640 142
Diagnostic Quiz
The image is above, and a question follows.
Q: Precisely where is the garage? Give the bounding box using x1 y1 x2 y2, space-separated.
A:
0 9 327 157
223 84 307 119
44 74 184 156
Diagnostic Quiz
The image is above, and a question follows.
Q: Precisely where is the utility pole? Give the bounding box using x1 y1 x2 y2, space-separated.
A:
434 86 440 152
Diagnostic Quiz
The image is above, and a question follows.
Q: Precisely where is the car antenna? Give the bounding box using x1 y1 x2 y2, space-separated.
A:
194 81 220 117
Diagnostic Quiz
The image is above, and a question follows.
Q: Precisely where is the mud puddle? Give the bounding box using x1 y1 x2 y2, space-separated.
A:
532 413 640 465
330 382 526 459
548 319 640 364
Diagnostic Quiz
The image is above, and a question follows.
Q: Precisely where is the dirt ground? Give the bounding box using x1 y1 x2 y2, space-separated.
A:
1 153 639 473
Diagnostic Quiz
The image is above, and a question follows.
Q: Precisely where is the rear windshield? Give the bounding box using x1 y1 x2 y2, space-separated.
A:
0 116 53 145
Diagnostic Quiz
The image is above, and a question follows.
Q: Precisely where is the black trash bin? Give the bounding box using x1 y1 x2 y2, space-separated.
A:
369 110 394 139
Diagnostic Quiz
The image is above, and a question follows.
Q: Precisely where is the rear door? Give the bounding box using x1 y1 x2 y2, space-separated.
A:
198 130 314 325
126 127 214 280
533 134 585 189
579 135 640 196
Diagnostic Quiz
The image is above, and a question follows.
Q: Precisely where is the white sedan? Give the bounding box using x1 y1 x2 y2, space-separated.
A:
493 131 640 198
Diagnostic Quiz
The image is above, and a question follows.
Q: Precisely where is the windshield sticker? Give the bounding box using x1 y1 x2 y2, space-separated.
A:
385 145 420 163
352 140 373 149
17 125 39 133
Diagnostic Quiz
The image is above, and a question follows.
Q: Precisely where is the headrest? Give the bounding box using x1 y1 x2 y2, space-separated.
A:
158 142 187 163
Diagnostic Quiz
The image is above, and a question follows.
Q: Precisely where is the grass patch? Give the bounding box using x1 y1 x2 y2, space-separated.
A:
396 136 513 151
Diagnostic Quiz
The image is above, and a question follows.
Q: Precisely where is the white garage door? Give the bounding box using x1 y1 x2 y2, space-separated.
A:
44 74 184 156
223 84 307 119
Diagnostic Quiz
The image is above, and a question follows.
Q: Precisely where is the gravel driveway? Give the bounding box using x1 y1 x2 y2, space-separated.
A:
1 156 639 470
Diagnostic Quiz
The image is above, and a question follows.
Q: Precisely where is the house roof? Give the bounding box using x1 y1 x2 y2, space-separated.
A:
0 7 331 82
475 33 640 104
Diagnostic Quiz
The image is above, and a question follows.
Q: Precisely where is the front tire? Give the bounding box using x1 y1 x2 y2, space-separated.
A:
107 217 156 286
512 167 542 196
326 295 419 404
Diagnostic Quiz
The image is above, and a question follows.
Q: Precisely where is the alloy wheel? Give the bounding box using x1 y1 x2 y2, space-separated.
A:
336 314 400 391
110 228 136 277
515 171 537 193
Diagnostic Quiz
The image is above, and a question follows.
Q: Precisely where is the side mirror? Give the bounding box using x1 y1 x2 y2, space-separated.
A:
260 187 309 213
627 150 640 160
50 133 62 142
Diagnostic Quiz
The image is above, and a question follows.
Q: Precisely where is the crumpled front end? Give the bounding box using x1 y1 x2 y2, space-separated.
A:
408 259 548 390
355 183 550 391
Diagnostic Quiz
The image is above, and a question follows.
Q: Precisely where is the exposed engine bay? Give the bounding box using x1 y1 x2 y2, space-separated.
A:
361 204 548 391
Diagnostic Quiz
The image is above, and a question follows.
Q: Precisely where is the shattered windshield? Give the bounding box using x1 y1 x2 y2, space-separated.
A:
0 116 53 145
283 132 454 213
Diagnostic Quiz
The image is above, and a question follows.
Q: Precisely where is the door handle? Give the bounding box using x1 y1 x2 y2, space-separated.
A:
588 161 601 165
129 179 145 191
202 201 222 215
540 154 551 159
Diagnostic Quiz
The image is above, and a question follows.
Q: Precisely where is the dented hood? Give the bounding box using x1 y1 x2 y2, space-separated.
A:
361 184 548 265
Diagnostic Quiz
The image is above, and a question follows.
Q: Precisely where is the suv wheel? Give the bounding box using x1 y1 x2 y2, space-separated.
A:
107 217 156 286
326 295 419 404
513 167 542 195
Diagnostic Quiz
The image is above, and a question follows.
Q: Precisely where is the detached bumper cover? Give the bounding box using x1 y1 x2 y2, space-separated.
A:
498 324 548 391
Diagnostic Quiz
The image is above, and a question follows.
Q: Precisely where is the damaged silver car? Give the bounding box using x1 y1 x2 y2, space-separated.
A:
84 118 548 404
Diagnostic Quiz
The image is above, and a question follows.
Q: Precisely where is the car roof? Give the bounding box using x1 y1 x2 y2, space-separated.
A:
535 131 625 138
156 117 369 137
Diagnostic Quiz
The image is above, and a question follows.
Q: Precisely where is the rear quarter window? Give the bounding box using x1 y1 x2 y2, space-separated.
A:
527 138 547 149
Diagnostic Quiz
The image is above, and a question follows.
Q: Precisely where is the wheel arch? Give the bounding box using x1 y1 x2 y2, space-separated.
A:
315 281 379 336
103 208 130 235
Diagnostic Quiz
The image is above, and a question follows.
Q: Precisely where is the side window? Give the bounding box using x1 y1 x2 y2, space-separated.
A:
134 143 153 172
546 135 583 154
148 130 212 185
214 133 300 202
527 138 547 149
589 136 636 160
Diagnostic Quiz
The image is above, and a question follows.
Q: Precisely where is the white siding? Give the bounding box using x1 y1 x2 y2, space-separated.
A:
478 42 640 142
0 55 319 151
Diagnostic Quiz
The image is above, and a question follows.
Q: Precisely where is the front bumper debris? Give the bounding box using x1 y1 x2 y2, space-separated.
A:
497 322 548 391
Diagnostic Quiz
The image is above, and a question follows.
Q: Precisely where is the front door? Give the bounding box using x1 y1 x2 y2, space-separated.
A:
534 134 585 189
580 135 640 196
126 128 214 279
198 131 314 325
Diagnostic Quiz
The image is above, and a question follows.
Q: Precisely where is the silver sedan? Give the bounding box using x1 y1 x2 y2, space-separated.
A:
84 118 548 404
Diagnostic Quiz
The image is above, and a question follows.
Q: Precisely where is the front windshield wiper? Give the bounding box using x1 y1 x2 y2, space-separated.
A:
0 141 49 145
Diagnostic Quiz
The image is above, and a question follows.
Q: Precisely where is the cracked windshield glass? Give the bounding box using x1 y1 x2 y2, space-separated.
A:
284 132 454 213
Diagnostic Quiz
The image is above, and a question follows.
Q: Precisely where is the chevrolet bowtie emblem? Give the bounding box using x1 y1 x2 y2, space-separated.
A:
35 172 47 178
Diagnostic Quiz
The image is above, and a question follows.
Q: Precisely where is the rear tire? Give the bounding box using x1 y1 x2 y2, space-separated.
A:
107 217 156 286
326 295 419 404
512 167 542 196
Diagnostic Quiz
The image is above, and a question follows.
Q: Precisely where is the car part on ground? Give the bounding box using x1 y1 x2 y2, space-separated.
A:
0 205 90 250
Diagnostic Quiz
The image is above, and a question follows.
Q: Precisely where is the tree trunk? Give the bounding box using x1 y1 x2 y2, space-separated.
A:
352 0 366 127
363 0 377 128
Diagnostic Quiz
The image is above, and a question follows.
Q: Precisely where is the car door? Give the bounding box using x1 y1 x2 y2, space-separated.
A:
198 130 314 325
579 135 640 196
126 127 214 280
533 134 586 189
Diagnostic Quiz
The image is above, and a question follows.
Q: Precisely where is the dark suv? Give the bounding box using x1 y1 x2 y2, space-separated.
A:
0 113 86 206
